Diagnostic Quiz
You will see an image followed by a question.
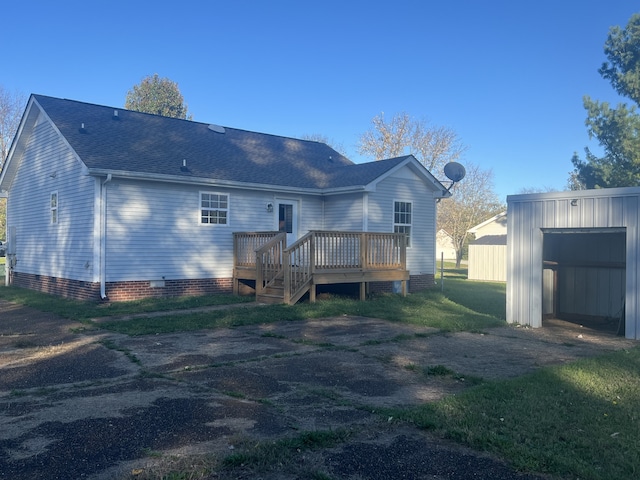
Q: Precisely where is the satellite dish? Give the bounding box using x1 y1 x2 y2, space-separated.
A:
444 162 466 183
208 124 226 134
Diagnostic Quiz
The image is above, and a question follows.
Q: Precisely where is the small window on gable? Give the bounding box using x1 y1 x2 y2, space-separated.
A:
50 191 58 224
200 192 229 225
393 200 411 247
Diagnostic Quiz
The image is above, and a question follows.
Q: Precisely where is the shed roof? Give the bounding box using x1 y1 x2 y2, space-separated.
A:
470 234 507 245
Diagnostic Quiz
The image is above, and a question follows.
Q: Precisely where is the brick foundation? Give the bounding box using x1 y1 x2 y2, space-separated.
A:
368 273 435 294
10 272 434 302
11 272 233 302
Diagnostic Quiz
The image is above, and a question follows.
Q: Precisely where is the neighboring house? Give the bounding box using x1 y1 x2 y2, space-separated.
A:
507 189 640 340
0 95 450 302
467 211 507 282
435 229 456 261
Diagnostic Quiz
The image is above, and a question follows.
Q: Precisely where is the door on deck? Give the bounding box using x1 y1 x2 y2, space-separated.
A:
276 200 299 247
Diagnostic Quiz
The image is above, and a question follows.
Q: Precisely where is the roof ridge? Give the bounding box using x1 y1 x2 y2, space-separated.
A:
32 94 348 153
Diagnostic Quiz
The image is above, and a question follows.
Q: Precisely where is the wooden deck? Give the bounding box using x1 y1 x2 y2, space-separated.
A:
233 231 409 305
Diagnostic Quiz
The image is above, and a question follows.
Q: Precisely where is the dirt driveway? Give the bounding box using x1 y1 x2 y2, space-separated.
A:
0 300 636 479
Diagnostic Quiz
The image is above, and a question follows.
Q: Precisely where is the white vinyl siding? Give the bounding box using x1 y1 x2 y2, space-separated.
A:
323 194 364 230
7 117 95 281
366 173 436 274
104 184 324 281
297 195 323 232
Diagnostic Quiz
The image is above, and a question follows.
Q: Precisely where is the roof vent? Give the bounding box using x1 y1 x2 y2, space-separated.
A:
79 123 87 134
180 159 189 172
208 124 225 134
112 110 120 120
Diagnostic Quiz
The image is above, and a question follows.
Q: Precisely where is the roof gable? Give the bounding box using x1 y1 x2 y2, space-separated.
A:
332 155 448 195
468 211 507 234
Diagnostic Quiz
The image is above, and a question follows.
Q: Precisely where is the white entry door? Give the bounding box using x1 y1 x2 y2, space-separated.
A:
276 199 298 247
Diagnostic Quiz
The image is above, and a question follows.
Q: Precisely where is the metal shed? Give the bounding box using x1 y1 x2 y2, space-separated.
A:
507 187 639 340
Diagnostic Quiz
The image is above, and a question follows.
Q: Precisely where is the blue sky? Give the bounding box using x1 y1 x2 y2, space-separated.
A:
3 1 637 201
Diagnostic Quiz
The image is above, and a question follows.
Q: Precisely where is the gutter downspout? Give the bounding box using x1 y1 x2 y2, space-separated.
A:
100 174 112 300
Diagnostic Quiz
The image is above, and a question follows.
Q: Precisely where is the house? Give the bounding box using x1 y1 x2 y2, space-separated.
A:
435 229 457 261
0 95 450 302
467 211 507 282
507 189 640 340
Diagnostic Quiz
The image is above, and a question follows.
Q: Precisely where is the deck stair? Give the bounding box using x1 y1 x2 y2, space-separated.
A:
233 231 409 305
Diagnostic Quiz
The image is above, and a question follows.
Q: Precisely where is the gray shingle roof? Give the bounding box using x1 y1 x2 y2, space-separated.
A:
33 95 411 191
470 235 507 245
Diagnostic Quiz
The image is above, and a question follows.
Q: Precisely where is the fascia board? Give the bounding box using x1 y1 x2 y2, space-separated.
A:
507 186 640 203
86 168 367 195
1 95 87 192
0 96 40 190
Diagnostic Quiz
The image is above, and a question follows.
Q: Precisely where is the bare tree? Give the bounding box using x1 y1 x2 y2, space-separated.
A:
358 112 466 177
437 163 504 268
299 133 347 157
0 86 27 167
0 87 26 241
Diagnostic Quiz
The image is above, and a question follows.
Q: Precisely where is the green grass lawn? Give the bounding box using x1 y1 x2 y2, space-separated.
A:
390 348 640 480
1 269 639 479
0 279 505 335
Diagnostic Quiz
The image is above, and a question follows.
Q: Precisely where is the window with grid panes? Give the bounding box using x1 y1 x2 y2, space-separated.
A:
200 192 229 224
393 201 411 246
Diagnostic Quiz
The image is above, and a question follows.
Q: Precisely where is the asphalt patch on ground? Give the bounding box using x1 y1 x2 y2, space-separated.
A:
1 300 636 479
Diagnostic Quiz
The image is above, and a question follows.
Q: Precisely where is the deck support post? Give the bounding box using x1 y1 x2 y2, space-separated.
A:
359 282 366 301
309 282 316 303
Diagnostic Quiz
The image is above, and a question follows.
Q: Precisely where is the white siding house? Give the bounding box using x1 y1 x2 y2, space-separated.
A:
435 230 457 261
0 95 449 301
507 189 640 340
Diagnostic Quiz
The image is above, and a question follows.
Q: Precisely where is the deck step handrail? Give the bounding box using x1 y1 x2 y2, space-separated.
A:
283 231 314 304
254 232 287 297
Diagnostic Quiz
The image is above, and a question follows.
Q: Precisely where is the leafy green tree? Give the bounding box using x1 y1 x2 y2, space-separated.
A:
571 13 640 189
125 74 191 119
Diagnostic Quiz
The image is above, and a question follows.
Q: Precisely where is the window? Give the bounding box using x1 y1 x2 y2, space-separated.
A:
279 204 293 234
200 192 229 224
50 191 58 224
394 201 412 246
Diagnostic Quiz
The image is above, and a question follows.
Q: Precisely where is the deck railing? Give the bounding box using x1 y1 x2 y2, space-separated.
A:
234 231 408 304
254 232 287 298
233 231 282 268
